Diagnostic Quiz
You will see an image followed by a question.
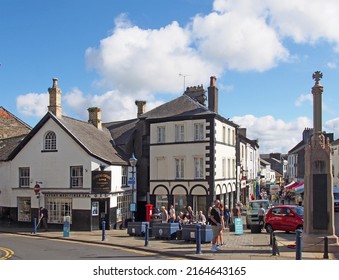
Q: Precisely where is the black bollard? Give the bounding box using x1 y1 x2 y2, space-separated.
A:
272 232 277 256
323 236 329 259
296 229 302 260
196 223 202 254
270 231 273 246
144 223 149 247
102 220 106 241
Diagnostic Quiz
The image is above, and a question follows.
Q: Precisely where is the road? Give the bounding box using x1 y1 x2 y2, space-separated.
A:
0 233 175 260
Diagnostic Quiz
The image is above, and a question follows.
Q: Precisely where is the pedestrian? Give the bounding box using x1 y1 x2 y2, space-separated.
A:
168 204 176 223
160 206 168 223
231 203 239 224
298 194 303 206
257 204 265 229
223 205 230 229
197 210 206 225
209 200 223 252
217 204 225 246
39 206 48 231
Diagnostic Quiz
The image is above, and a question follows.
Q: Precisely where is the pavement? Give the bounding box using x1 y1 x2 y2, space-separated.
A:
1 221 338 260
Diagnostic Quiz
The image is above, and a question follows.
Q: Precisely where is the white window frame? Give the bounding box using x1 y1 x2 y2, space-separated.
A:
175 124 185 142
121 166 128 186
194 123 204 141
175 158 185 179
44 131 57 150
157 126 165 143
45 198 72 224
194 157 204 179
19 167 30 187
70 166 83 188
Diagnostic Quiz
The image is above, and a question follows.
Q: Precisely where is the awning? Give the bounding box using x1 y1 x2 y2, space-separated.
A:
285 182 304 190
295 184 304 193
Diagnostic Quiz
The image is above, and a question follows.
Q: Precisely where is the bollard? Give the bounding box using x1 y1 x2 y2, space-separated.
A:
272 232 277 256
33 218 37 234
270 231 273 246
323 236 329 259
102 220 106 241
196 223 202 254
296 229 302 260
144 223 149 247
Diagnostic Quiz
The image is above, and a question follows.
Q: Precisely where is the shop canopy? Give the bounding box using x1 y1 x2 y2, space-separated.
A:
295 184 304 193
284 181 304 190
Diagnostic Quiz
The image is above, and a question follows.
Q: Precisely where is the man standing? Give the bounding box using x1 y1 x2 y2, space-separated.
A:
258 204 265 229
39 207 48 231
209 199 222 252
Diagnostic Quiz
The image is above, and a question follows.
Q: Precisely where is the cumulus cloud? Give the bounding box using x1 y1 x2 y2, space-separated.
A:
295 94 312 107
231 114 312 153
16 93 48 117
325 117 339 137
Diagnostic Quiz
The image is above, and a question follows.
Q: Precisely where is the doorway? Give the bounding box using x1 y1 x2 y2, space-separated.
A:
91 199 109 230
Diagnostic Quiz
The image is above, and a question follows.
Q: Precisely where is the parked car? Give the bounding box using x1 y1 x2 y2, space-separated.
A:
264 205 304 233
245 199 270 229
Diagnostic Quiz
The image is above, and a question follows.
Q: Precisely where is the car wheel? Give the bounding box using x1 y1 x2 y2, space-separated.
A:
265 224 273 233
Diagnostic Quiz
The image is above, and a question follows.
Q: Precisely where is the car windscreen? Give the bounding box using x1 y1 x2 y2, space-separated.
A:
294 206 304 217
249 201 269 210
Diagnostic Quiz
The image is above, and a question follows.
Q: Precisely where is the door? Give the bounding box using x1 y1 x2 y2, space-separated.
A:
91 199 109 230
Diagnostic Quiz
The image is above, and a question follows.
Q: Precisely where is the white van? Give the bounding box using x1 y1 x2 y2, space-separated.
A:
334 187 339 211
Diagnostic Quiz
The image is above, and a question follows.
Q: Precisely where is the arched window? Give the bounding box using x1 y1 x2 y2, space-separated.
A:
44 131 56 150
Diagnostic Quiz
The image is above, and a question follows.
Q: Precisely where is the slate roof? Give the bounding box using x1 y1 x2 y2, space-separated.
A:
104 118 138 148
8 112 129 165
0 134 26 161
140 94 214 120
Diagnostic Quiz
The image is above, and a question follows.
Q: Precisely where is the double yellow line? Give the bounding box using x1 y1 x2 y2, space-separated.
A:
0 247 14 260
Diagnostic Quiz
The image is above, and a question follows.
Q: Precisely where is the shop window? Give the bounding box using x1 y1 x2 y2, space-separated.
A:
17 197 31 221
45 198 72 224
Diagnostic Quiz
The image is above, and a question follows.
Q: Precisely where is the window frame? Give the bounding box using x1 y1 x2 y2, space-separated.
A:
175 124 185 142
194 157 204 179
70 166 83 188
157 126 166 143
175 158 185 179
19 167 30 188
44 131 57 150
194 123 204 141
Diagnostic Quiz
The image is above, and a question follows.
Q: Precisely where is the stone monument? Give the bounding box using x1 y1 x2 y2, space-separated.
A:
303 71 339 252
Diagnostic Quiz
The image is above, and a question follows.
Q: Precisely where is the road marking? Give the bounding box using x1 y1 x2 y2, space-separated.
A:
0 247 14 260
0 233 184 260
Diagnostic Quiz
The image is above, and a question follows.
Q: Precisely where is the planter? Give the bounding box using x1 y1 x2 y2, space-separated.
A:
127 222 149 236
153 223 180 239
182 224 213 243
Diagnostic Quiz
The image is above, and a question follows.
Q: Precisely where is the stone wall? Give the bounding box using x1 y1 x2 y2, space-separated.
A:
0 107 31 139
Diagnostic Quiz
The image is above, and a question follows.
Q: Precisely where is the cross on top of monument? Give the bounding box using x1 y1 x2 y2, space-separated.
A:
312 71 323 84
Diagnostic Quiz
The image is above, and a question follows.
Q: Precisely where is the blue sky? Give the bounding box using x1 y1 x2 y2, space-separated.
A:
1 0 339 153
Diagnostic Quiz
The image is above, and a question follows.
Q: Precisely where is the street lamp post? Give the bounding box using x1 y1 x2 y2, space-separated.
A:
129 153 138 222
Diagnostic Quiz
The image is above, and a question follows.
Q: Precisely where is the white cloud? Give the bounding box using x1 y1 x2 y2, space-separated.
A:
327 62 337 69
325 117 339 138
295 94 312 107
16 93 48 117
231 114 312 153
86 19 218 95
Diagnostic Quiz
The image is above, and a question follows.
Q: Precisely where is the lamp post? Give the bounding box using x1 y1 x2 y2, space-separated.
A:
129 153 138 222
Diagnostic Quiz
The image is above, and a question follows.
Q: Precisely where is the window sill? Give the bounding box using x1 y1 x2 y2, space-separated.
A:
41 150 58 153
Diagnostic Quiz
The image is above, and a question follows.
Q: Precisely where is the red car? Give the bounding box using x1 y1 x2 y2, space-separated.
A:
264 205 304 233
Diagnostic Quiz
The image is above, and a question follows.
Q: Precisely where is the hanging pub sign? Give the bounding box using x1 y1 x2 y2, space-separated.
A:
92 171 111 193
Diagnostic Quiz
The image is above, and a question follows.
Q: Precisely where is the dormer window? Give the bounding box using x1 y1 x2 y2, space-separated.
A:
44 131 56 150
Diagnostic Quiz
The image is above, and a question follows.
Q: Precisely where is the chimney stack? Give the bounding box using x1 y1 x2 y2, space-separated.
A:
184 85 206 105
208 76 218 113
48 78 62 118
135 100 146 118
88 107 102 130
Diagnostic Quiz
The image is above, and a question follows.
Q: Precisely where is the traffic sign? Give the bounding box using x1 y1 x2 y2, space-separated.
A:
34 184 41 194
128 177 135 185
